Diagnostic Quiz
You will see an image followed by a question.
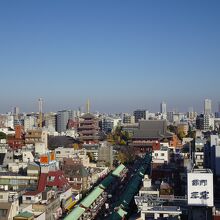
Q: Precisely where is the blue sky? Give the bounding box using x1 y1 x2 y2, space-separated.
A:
0 0 220 113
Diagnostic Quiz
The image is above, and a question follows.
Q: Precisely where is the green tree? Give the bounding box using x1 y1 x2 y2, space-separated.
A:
120 139 126 145
87 152 95 162
167 125 176 133
177 130 185 140
187 126 196 139
0 132 6 140
108 126 131 145
117 152 127 164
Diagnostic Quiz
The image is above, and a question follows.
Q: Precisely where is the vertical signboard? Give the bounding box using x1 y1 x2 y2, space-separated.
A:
187 170 213 207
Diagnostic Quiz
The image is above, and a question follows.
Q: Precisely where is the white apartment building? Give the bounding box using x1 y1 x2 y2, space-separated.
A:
152 147 169 165
24 115 37 131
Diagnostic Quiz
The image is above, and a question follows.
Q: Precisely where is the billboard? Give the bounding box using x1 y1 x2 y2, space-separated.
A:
40 155 49 164
50 151 55 161
40 151 56 165
187 171 213 207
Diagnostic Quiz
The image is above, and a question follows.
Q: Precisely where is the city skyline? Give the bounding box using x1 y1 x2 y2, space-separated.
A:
1 98 220 115
0 1 220 112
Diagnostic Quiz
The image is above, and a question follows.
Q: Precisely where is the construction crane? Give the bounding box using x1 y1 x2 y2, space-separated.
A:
38 98 43 128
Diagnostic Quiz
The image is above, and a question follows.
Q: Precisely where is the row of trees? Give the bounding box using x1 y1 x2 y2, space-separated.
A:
116 145 136 164
167 124 196 140
107 126 131 145
107 126 136 164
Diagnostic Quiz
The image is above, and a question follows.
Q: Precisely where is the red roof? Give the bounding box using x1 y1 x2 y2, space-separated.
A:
23 191 41 196
37 170 70 192
37 173 48 192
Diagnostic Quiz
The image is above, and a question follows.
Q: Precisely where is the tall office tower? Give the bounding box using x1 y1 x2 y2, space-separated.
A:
215 102 220 118
13 107 19 115
44 112 57 131
57 110 71 133
167 111 174 123
160 101 167 114
204 99 212 115
133 109 149 123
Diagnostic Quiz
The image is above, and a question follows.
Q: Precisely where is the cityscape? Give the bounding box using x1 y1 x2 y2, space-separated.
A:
0 99 220 220
1 1 220 220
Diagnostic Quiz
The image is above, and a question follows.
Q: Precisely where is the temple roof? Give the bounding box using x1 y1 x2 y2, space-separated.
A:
133 120 173 140
81 113 96 119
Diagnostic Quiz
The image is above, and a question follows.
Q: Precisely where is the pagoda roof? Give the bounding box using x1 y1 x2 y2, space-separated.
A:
81 113 96 119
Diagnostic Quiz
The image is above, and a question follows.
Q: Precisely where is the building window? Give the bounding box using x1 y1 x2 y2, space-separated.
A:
161 153 165 156
0 209 7 217
48 176 55 181
26 197 32 200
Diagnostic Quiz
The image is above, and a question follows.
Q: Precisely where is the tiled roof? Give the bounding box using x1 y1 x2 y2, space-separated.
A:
81 113 96 119
133 120 173 139
99 175 115 189
64 206 85 220
64 164 88 178
112 164 125 177
23 191 41 196
14 211 34 218
81 187 103 208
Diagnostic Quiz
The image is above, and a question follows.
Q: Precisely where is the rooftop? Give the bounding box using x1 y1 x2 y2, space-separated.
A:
14 211 34 218
80 187 103 208
133 120 173 140
190 168 213 174
23 191 41 196
64 206 85 220
112 164 126 177
81 113 96 119
140 186 158 192
151 206 181 212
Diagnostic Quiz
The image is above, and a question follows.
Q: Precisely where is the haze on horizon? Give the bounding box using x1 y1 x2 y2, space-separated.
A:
0 0 220 114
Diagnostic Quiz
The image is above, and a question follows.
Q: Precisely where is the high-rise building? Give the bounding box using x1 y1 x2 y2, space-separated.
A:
123 114 135 124
133 109 149 123
44 112 57 132
167 111 174 123
214 102 220 118
24 115 37 131
204 99 212 115
187 107 197 120
13 107 19 116
196 114 211 131
160 101 167 114
57 110 71 133
100 116 121 133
